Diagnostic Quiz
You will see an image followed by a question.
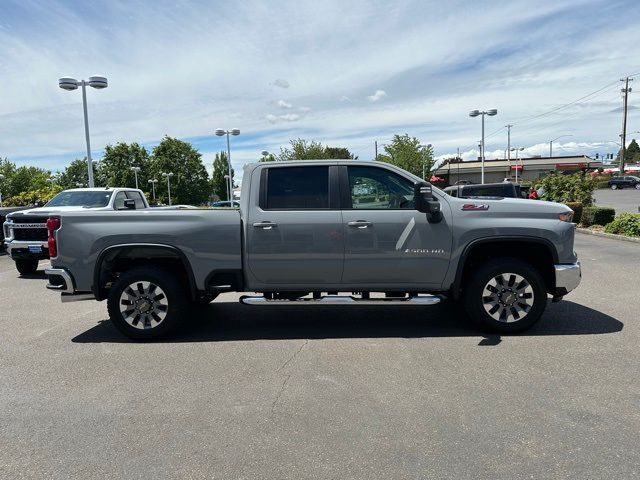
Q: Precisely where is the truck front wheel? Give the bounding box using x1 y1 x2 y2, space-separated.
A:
107 267 187 340
15 259 39 275
462 258 547 333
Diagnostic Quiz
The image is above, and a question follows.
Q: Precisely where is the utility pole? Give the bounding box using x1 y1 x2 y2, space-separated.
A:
620 77 633 174
375 140 378 160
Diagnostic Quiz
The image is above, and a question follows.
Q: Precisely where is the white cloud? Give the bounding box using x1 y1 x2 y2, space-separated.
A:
0 0 637 175
367 90 387 102
276 99 293 109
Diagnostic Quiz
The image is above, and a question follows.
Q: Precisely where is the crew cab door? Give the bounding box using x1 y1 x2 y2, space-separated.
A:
339 165 451 288
246 165 344 285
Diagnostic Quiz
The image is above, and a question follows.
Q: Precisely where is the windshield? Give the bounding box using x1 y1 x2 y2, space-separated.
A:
45 191 113 208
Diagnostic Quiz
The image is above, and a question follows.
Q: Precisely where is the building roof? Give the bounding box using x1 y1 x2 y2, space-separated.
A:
434 155 601 174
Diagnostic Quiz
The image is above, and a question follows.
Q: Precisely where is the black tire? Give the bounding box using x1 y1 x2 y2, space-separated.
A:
107 267 188 341
611 184 617 190
15 259 39 275
462 258 547 334
635 183 640 190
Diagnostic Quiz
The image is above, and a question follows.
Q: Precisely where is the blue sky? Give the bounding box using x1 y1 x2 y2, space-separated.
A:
1 0 639 180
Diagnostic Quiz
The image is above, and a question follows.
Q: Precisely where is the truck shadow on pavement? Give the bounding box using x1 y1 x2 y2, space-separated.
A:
72 300 623 345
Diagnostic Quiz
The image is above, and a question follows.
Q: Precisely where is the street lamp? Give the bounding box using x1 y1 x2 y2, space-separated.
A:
162 173 174 206
76 183 85 188
58 75 108 188
419 144 433 180
469 108 498 184
510 147 524 183
148 179 158 202
215 128 240 202
549 135 572 158
261 150 270 162
0 174 4 207
130 166 141 189
223 174 230 203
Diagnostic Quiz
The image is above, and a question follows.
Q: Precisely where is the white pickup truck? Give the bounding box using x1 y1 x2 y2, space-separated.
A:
3 187 149 274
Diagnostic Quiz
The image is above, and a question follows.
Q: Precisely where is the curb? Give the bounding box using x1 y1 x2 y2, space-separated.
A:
576 227 640 244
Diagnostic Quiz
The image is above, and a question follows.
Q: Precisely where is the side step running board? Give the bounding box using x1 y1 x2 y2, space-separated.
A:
240 295 441 306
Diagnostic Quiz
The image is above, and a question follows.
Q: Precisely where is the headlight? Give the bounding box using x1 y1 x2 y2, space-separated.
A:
558 212 574 222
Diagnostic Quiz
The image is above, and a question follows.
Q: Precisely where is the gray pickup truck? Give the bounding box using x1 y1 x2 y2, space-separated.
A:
44 160 581 340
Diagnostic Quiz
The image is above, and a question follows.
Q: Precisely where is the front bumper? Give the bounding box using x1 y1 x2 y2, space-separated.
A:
6 240 49 260
554 262 581 296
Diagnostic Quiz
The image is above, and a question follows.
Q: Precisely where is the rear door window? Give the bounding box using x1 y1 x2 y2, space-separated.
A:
114 192 127 210
265 166 329 209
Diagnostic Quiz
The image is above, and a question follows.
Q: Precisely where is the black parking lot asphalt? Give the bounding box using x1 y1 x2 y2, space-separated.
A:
0 234 639 479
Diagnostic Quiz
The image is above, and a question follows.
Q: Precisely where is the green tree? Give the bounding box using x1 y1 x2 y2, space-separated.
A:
616 138 640 165
376 134 434 179
96 142 150 189
259 153 276 162
277 138 357 161
211 151 234 201
324 147 357 159
59 159 90 190
148 136 211 205
0 158 52 197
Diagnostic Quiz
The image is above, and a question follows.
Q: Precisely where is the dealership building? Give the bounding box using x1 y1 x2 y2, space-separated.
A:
433 155 602 185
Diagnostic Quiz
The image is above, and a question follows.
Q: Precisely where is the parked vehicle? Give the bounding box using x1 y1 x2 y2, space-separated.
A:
608 176 640 190
44 161 581 340
443 182 528 199
0 207 29 252
2 188 149 274
210 200 240 208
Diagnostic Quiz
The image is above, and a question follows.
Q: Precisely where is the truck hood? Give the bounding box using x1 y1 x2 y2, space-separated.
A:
7 205 108 217
445 195 572 218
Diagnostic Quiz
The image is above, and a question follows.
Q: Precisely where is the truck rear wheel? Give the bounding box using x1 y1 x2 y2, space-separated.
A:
15 259 39 275
462 258 547 333
107 267 187 340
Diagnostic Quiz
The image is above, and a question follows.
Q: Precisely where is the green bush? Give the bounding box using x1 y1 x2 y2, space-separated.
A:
581 206 616 227
537 172 596 205
565 202 583 224
596 179 611 189
3 187 62 207
604 213 640 237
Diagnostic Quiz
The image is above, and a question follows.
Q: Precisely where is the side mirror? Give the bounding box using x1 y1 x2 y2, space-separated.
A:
123 199 136 210
414 181 442 223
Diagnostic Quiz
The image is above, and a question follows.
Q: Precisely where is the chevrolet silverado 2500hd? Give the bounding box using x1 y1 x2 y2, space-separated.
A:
3 187 149 274
44 160 581 340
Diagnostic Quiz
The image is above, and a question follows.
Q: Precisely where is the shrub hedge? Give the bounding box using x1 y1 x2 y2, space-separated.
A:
596 179 611 189
565 202 583 224
604 213 640 237
581 206 616 227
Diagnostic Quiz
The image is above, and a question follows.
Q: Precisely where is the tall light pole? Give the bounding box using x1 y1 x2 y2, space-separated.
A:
130 166 141 189
148 179 158 202
215 128 240 202
58 75 108 188
223 174 230 202
0 174 4 207
162 172 174 206
261 150 270 162
469 109 498 184
549 135 572 158
419 144 433 180
510 147 524 183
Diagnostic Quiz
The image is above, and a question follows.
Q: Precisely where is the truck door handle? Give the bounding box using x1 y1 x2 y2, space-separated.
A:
253 221 278 229
347 220 372 229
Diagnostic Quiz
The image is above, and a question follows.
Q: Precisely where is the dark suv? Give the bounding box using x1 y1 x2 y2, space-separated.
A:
608 176 640 190
444 182 528 199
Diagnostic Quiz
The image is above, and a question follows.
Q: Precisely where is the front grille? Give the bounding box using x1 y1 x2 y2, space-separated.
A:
13 228 48 241
11 216 47 224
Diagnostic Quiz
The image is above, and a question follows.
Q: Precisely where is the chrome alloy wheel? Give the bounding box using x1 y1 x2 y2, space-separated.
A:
119 281 169 329
482 273 534 323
